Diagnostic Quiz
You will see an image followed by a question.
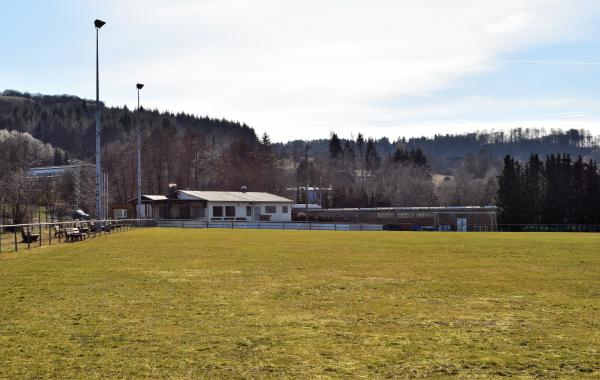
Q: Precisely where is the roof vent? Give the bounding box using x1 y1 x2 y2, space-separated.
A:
240 186 248 193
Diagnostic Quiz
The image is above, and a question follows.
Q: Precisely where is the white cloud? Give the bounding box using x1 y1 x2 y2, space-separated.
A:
83 0 600 140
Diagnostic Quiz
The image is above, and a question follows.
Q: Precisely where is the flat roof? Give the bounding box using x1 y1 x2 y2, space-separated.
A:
309 206 497 212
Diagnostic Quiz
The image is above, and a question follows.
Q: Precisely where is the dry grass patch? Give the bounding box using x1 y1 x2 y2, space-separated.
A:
1 229 599 378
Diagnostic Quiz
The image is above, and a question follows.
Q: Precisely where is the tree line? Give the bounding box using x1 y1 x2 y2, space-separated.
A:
496 154 600 225
277 128 600 172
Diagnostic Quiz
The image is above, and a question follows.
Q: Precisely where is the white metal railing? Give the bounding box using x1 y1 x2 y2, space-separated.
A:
156 219 384 231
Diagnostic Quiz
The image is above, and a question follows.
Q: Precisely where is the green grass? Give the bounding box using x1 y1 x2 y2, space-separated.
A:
1 229 599 378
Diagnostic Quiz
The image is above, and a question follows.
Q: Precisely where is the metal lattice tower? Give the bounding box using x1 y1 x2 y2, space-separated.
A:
73 166 81 210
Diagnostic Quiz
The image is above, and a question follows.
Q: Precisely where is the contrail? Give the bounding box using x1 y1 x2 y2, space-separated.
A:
504 60 600 65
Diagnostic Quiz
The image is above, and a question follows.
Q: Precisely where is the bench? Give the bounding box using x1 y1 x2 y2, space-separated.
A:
53 225 64 238
21 230 40 243
65 228 85 242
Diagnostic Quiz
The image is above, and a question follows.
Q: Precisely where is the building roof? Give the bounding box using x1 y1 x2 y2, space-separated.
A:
128 195 169 203
177 190 292 203
308 206 497 213
26 164 95 177
144 195 168 201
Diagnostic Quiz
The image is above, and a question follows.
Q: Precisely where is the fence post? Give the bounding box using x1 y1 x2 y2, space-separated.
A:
27 229 30 250
49 224 52 245
14 229 18 252
39 223 42 247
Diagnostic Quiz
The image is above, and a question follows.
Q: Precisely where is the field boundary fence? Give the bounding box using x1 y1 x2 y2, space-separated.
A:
157 220 384 231
0 219 155 254
498 224 600 232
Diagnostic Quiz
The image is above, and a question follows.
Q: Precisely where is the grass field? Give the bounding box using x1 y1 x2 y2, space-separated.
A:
1 229 599 378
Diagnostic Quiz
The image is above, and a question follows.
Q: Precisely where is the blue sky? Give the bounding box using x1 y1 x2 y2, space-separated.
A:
1 0 600 142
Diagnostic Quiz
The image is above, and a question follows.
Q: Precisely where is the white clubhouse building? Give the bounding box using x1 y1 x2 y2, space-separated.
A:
132 189 293 222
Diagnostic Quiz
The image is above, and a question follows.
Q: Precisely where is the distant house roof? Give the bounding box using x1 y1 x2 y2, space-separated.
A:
143 195 168 201
128 195 168 203
26 164 95 178
177 190 292 203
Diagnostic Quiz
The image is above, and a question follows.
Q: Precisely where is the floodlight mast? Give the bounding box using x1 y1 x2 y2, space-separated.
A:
95 19 105 226
305 145 310 222
136 83 144 219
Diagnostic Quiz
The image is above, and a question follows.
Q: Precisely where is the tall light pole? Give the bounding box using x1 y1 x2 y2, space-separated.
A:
136 83 144 219
305 145 310 222
94 19 106 224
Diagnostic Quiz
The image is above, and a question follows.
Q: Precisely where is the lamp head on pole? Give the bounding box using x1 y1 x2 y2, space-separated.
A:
136 83 144 90
94 19 106 29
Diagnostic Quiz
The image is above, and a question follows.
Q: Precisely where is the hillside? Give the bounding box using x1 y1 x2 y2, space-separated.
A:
0 90 257 160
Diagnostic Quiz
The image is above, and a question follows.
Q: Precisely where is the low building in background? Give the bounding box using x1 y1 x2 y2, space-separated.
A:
286 186 332 207
299 206 498 232
26 164 95 178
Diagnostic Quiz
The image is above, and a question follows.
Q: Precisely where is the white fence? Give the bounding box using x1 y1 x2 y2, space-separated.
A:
156 220 383 231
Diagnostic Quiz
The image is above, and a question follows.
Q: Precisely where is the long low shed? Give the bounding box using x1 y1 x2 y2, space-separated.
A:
296 206 498 231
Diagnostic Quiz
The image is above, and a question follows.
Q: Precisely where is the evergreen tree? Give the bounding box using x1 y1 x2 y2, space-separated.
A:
328 132 342 163
583 160 600 224
496 155 522 223
411 148 427 166
53 148 63 165
571 156 586 223
522 154 544 223
392 148 409 163
498 153 600 225
365 138 381 171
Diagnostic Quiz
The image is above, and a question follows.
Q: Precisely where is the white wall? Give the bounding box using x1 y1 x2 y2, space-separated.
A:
257 203 292 222
207 202 291 222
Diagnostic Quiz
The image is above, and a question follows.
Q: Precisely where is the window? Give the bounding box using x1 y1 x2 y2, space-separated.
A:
282 206 289 214
192 206 205 218
213 206 223 217
114 209 127 219
246 206 252 217
265 205 276 214
225 206 236 217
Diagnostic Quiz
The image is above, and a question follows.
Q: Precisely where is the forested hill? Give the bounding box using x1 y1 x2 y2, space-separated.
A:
0 90 257 160
277 129 600 171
